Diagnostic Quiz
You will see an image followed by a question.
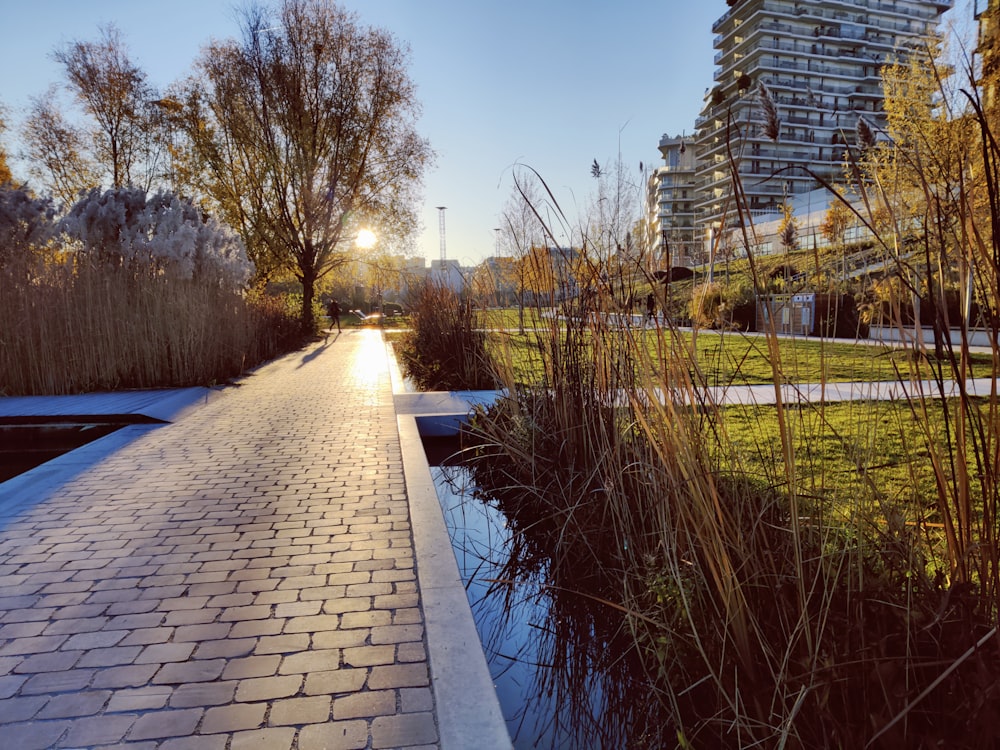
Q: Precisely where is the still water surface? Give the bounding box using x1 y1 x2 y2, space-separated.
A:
431 462 669 749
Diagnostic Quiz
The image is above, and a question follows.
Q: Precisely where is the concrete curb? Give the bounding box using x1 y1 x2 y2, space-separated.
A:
387 339 511 749
397 414 511 750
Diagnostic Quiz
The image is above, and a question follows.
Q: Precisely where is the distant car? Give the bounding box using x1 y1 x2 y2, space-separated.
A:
382 302 406 317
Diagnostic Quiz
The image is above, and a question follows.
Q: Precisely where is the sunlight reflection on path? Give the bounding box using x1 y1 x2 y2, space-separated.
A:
347 328 389 406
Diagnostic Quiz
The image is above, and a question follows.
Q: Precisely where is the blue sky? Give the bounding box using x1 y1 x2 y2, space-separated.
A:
0 1 974 265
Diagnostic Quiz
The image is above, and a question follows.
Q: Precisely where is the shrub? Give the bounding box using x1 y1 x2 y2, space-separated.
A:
395 281 497 390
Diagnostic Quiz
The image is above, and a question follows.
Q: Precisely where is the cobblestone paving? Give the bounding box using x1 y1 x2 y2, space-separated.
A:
0 330 439 749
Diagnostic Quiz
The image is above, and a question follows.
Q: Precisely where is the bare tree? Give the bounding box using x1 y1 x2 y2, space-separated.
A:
181 0 433 331
53 24 155 189
0 104 12 185
501 170 549 331
22 92 99 207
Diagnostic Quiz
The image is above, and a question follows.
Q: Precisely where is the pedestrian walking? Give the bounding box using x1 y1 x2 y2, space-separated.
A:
327 298 342 334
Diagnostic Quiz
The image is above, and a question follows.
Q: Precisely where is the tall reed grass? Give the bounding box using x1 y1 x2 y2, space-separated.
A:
0 259 302 395
394 280 497 391
457 58 1000 747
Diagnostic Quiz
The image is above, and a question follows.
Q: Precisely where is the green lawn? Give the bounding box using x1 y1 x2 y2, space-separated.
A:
486 325 992 385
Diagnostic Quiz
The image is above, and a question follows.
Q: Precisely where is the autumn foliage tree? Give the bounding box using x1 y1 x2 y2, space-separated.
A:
777 200 798 253
180 0 432 332
51 25 159 191
819 191 854 252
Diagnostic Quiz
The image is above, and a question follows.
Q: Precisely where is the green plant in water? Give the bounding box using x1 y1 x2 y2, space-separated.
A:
395 280 498 391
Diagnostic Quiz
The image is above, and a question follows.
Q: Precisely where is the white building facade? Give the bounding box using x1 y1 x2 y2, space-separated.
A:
646 134 701 268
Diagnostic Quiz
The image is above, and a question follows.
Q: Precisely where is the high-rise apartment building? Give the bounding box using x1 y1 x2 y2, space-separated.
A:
694 0 953 235
978 0 1000 112
646 134 701 268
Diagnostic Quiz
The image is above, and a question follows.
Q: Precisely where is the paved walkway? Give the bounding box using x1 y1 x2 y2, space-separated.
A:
0 330 483 750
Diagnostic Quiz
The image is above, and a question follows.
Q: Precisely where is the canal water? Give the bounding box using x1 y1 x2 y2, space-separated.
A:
429 446 671 749
0 418 130 483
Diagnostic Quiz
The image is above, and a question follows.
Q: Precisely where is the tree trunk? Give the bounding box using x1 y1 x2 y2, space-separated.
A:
301 266 317 334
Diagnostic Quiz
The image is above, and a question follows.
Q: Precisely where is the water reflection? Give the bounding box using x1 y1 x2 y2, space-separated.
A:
433 464 670 749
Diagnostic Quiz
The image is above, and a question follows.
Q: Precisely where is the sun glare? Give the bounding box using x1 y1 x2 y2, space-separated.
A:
356 229 377 249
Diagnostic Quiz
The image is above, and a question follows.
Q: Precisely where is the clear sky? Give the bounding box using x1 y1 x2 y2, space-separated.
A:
0 0 974 266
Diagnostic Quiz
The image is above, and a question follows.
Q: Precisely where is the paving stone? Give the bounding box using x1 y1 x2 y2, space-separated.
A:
159 734 230 750
234 674 302 702
341 645 395 668
35 689 110 718
400 687 434 713
370 624 423 645
332 689 396 720
76 645 141 668
106 599 160 616
253 590 299 606
0 673 28 699
254 634 310 655
91 663 159 689
169 680 237 708
135 641 197 664
219 605 272 622
105 612 166 630
0 635 68 656
14 650 82 674
297 720 368 750
230 726 296 750
303 668 367 696
57 712 137 746
393 608 424 626
173 623 232 642
272 601 323 618
61 629 129 650
0 695 48 723
0 607 57 624
268 695 331 726
277 648 341 676
221 655 281 680
152 659 226 685
164 608 221 626
311 629 368 650
193 637 257 660
119 626 175 646
20 668 95 695
201 701 267 733
106 685 173 712
368 663 429 690
127 707 203 740
283 615 341 634
186 581 238 597
1 719 71 749
50 603 109 619
0 621 48 639
371 712 439 749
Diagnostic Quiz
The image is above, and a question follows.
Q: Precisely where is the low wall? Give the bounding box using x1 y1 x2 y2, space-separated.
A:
868 325 997 348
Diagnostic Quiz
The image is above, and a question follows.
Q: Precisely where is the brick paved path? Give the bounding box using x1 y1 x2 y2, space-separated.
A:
0 329 438 749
